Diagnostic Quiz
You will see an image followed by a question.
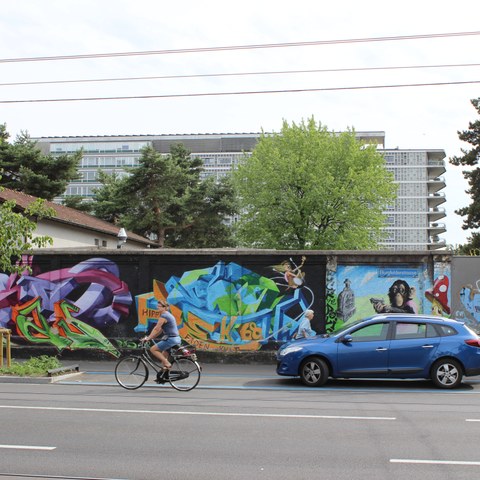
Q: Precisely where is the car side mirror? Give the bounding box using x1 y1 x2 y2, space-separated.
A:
342 334 353 343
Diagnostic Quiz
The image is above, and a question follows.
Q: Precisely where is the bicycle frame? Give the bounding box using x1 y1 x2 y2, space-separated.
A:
115 339 201 391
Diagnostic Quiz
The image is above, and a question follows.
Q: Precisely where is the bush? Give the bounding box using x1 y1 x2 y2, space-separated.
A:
0 355 61 376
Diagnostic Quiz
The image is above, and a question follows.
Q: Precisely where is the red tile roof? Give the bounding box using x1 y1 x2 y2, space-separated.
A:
0 188 154 246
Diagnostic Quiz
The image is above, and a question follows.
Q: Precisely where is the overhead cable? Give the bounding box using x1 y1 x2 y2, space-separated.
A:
1 79 479 104
1 62 479 87
1 31 479 63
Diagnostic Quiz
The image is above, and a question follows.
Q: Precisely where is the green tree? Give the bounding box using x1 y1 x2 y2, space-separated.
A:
61 195 93 213
0 183 55 273
450 98 480 234
92 144 236 247
91 170 128 224
0 124 81 201
168 175 237 248
232 117 397 249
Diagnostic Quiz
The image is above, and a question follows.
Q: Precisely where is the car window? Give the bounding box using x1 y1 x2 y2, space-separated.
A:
426 324 440 338
350 322 389 342
438 325 458 336
394 322 426 340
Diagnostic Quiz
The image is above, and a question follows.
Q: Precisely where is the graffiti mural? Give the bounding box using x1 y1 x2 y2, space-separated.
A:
450 256 480 332
135 259 314 352
0 257 132 357
325 263 452 332
1 251 458 356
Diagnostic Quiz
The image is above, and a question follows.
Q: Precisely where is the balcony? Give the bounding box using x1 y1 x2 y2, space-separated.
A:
427 176 446 194
428 237 447 250
428 207 446 222
428 192 446 207
428 222 446 235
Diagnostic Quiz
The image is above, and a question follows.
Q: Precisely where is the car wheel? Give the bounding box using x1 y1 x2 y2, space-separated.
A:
299 357 329 387
431 358 463 389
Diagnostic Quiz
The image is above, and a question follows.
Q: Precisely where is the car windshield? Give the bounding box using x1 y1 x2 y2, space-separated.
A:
328 318 371 337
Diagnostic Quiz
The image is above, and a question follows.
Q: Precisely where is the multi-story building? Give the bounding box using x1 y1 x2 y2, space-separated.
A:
35 132 446 251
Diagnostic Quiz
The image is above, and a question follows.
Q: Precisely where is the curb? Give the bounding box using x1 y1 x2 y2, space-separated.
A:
0 371 84 384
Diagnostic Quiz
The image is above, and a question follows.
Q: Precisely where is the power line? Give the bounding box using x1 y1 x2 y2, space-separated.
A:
1 31 479 63
1 62 479 87
1 79 479 104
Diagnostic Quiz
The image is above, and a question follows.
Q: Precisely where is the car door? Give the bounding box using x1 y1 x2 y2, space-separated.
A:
336 322 391 377
387 321 441 375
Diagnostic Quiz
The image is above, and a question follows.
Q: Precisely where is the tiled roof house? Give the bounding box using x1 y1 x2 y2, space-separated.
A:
0 188 154 250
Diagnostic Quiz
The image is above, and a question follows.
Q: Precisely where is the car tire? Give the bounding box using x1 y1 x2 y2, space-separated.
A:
299 357 329 387
431 358 463 389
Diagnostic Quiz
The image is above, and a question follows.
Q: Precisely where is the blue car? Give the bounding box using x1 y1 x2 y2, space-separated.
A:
276 314 480 388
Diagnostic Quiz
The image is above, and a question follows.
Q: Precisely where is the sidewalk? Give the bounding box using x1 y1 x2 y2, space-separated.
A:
67 360 283 389
0 359 286 389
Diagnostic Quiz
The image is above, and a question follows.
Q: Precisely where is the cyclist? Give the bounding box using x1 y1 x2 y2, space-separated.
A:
142 300 181 371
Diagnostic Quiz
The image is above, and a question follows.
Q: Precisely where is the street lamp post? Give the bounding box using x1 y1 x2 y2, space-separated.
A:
117 227 128 249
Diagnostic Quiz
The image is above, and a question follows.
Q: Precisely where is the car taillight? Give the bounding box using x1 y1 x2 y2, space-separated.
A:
465 338 480 347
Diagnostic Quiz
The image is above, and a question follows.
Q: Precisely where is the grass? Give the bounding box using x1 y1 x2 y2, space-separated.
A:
0 355 61 377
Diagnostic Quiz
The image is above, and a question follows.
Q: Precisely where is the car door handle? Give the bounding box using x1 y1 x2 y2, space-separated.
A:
376 347 388 351
422 345 434 349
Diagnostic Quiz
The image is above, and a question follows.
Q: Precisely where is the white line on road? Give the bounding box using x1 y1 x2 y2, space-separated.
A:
466 418 480 422
0 405 395 420
0 444 56 450
391 459 480 466
0 473 128 480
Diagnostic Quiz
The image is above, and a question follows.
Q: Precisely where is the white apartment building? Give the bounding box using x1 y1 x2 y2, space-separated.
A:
35 132 446 251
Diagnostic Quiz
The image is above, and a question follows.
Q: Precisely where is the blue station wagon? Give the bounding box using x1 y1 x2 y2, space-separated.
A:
276 314 480 389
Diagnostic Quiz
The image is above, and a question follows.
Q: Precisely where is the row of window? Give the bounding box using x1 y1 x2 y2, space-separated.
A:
81 157 141 167
52 142 150 153
350 321 456 342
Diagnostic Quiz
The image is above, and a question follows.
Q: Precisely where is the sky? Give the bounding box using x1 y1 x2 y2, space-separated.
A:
1 0 480 246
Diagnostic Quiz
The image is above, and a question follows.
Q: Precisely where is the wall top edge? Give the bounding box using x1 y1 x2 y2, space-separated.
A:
28 248 451 258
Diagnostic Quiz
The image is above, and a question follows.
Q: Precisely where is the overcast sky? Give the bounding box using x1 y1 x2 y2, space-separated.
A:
1 0 480 246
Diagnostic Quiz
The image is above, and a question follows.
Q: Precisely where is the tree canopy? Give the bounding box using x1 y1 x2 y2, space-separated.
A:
450 98 480 234
92 144 237 248
231 117 397 249
0 124 80 201
0 182 55 273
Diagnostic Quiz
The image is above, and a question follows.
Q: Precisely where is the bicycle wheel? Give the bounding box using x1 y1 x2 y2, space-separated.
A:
115 356 148 390
168 358 201 391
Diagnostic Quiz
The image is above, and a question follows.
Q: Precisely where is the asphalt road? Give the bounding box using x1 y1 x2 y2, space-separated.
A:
1 362 480 480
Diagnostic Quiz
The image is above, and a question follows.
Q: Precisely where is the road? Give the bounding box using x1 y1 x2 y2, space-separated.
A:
1 362 480 480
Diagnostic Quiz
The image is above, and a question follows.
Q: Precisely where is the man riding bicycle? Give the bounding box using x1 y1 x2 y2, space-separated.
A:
142 300 181 371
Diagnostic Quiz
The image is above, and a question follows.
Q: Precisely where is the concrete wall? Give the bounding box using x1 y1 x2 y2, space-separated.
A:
0 249 463 359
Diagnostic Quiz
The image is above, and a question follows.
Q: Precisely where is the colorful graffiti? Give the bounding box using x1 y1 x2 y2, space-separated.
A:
458 281 480 330
135 260 313 352
325 263 451 332
0 257 132 357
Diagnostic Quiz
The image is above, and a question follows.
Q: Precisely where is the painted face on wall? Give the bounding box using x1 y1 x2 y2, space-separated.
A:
389 280 410 308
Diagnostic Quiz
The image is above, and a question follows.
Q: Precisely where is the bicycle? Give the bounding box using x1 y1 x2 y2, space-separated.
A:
115 339 201 391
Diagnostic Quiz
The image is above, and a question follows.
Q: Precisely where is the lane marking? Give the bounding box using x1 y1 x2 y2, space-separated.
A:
0 405 395 420
391 459 480 466
0 444 56 451
466 419 480 422
59 379 480 394
0 473 127 480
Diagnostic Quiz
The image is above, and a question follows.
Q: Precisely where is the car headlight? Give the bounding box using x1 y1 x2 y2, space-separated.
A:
279 345 303 356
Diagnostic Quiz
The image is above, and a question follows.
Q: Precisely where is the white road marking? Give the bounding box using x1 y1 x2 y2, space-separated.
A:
391 459 480 466
466 418 480 422
0 474 127 480
0 405 395 420
0 444 55 450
